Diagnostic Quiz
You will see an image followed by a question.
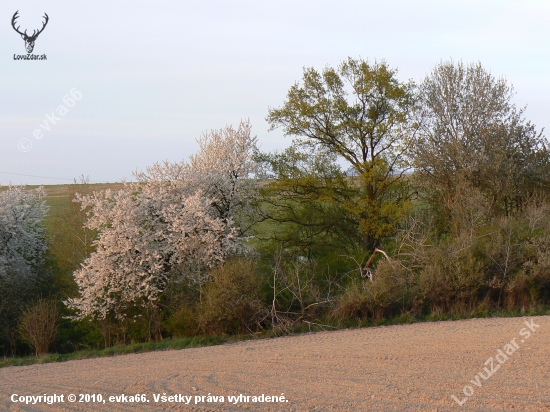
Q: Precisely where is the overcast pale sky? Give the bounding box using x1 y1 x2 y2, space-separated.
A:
1 0 549 185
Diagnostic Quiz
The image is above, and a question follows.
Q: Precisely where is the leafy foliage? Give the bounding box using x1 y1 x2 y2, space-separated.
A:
412 61 550 217
198 259 266 335
267 58 415 251
255 146 361 259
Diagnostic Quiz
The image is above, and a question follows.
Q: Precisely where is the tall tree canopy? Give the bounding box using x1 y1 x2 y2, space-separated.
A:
411 61 550 217
266 58 416 252
255 146 361 260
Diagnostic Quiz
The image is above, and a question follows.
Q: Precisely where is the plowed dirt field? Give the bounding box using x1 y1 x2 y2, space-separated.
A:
2 316 549 411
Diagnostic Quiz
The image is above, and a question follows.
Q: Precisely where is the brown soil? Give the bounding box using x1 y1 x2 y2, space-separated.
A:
1 316 550 411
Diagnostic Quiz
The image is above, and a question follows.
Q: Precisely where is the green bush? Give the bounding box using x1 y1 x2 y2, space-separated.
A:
506 236 550 307
417 241 489 314
163 305 198 338
198 259 267 335
333 259 411 320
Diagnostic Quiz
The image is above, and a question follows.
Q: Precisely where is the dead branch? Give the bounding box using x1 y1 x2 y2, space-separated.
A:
362 248 391 281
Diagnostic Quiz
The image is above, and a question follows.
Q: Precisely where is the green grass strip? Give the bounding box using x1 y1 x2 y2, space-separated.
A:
2 307 549 369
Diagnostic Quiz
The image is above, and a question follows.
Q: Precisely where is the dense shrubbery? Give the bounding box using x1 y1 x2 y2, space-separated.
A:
3 59 550 359
197 259 266 335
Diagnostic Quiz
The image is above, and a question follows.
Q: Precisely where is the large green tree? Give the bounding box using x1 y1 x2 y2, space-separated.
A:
255 145 360 260
266 58 416 253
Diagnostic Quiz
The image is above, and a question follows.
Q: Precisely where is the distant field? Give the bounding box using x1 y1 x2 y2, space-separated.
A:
0 183 125 216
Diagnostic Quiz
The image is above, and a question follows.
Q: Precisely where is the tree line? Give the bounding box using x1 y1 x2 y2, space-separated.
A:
2 59 550 357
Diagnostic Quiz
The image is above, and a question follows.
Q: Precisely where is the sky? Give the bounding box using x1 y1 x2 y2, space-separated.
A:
1 0 549 185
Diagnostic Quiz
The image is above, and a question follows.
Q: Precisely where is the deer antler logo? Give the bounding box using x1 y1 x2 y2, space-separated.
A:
11 11 49 54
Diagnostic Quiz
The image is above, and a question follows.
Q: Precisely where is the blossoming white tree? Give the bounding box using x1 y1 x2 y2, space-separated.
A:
0 185 49 280
133 119 259 230
67 120 259 320
0 185 49 354
187 119 259 228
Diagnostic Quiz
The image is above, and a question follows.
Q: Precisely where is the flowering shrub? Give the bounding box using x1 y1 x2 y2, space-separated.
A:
67 120 259 320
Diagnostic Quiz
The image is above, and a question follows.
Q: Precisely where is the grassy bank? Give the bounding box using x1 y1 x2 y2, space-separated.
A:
3 306 549 369
0 335 232 368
